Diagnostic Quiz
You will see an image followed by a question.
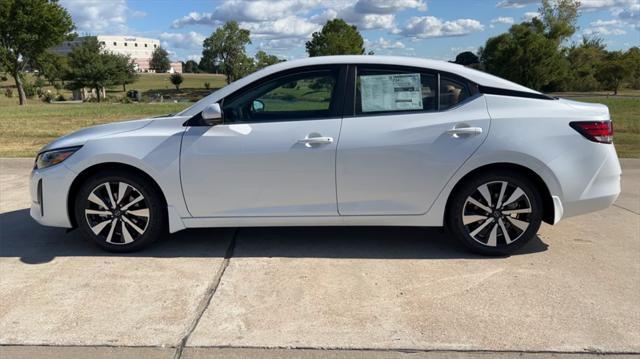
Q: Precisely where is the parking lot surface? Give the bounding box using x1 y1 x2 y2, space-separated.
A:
1 158 638 358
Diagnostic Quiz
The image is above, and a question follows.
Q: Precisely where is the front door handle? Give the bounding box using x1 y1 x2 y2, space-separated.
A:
447 127 483 136
298 136 334 145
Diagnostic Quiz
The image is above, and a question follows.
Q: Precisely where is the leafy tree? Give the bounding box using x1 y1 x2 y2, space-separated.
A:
255 50 282 70
566 37 606 91
0 0 74 105
538 0 581 43
306 19 365 57
150 46 171 73
232 53 256 81
112 54 138 92
183 60 200 73
169 72 183 91
481 20 567 90
35 52 70 89
201 21 251 84
596 52 631 95
65 37 130 102
453 51 479 66
624 47 640 89
480 0 579 91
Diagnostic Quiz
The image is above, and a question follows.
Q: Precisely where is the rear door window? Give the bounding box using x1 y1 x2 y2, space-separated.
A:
439 76 471 110
355 67 437 115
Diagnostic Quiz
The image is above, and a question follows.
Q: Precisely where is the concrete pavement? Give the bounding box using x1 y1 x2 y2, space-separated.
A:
1 158 638 358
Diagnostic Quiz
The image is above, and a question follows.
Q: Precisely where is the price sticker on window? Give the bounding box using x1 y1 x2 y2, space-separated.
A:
360 73 423 112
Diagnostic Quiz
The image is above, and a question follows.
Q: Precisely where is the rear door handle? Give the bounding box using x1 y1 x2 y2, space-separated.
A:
447 127 483 136
298 136 334 145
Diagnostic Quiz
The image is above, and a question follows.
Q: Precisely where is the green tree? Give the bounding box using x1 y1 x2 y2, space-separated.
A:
538 0 581 43
35 52 70 90
596 52 631 95
0 0 74 105
183 59 200 73
232 53 256 81
566 37 606 91
480 0 579 91
453 51 479 66
624 47 640 89
255 50 282 70
150 46 171 73
305 19 365 57
201 21 251 84
65 37 129 102
112 54 138 92
481 19 567 90
169 72 183 91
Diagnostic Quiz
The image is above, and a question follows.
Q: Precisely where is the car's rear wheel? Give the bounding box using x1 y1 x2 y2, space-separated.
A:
74 170 166 252
446 171 543 256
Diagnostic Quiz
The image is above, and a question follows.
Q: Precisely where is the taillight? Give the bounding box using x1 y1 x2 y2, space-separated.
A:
570 121 613 144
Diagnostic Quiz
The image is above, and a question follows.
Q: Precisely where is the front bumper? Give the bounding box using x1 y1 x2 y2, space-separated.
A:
30 163 76 228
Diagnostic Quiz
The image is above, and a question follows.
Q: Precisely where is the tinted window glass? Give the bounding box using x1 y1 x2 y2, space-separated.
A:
356 68 437 115
223 70 338 123
440 76 470 110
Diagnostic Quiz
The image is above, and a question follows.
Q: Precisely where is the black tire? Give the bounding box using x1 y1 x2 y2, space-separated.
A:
74 169 166 252
446 170 543 256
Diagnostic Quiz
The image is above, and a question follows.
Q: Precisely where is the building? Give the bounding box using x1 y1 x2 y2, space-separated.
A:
50 35 181 73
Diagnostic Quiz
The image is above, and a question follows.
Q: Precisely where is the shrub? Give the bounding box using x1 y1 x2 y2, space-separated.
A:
42 91 55 103
22 83 36 98
204 82 211 90
170 73 184 91
4 88 13 98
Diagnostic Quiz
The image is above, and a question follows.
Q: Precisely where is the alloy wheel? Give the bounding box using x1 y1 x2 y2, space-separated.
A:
84 181 150 245
461 181 533 247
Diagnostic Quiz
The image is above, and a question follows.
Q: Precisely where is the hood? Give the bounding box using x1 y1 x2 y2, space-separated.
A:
39 118 153 153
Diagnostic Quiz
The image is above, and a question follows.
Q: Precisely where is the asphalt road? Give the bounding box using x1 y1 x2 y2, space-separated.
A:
1 158 638 359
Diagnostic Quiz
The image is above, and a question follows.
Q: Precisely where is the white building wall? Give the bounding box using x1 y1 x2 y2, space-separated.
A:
50 36 162 72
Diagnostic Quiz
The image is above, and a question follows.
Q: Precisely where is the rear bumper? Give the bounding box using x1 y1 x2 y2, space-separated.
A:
29 164 76 228
557 144 621 220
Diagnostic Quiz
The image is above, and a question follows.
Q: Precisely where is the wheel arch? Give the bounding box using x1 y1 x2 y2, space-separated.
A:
67 162 168 228
445 162 555 225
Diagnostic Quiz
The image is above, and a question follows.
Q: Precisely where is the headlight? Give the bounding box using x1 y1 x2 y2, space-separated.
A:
35 146 82 169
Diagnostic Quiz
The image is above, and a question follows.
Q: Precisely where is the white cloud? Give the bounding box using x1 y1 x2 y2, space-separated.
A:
522 11 540 21
172 0 325 28
353 0 427 14
490 16 514 28
400 16 484 38
241 16 320 39
159 31 206 49
584 26 627 35
365 37 407 50
186 54 202 62
60 0 129 33
583 18 628 34
496 0 537 9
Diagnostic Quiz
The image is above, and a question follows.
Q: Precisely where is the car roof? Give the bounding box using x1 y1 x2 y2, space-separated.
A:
178 55 540 117
255 55 541 95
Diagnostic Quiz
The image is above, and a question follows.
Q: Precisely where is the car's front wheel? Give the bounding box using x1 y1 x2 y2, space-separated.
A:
446 171 543 256
74 170 166 252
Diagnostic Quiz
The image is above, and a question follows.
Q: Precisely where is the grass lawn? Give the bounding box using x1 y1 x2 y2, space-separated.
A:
569 97 640 158
1 72 227 102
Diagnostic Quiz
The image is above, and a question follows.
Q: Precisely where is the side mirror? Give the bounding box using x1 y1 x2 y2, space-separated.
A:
252 99 265 112
201 103 223 126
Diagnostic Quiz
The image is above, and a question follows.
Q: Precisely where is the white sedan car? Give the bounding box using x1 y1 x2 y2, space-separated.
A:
30 56 621 255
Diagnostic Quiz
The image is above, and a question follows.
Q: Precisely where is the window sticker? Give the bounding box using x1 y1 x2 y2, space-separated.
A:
360 73 423 113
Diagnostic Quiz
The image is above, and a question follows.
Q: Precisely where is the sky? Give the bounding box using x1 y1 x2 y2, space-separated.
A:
58 0 639 62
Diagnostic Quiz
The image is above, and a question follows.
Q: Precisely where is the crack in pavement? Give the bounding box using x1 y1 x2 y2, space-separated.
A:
172 228 239 359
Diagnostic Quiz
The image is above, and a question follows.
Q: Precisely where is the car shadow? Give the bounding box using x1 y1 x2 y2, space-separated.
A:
0 209 548 264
